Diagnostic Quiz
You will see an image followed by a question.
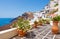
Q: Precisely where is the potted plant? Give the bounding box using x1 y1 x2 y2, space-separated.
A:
33 21 38 28
38 18 43 26
52 15 60 34
45 18 50 24
42 19 46 25
14 18 31 37
54 3 58 7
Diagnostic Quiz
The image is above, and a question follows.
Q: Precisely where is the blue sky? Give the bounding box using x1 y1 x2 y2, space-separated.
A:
0 0 50 18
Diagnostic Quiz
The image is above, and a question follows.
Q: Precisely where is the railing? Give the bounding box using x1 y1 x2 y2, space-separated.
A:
0 28 17 39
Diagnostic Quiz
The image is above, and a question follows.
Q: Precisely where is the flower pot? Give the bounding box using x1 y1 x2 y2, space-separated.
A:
52 21 59 34
39 23 42 26
53 21 58 26
38 22 42 26
34 21 38 27
17 29 26 37
52 26 59 34
46 21 50 24
33 24 37 28
34 24 37 28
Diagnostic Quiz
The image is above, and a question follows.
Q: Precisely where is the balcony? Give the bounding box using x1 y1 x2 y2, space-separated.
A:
0 21 60 39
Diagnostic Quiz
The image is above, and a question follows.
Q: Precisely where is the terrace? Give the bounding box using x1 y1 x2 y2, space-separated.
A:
0 0 60 39
0 22 60 39
0 11 60 39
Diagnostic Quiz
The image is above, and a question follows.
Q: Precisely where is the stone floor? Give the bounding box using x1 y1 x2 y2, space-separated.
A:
10 24 60 39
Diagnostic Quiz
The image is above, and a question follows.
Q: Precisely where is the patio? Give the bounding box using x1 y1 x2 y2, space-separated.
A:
9 24 60 39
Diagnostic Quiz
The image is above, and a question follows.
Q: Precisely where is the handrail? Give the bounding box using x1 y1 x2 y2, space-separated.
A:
0 28 17 34
0 28 17 39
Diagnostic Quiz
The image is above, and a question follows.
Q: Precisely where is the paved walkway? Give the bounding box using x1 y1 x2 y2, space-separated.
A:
11 24 60 39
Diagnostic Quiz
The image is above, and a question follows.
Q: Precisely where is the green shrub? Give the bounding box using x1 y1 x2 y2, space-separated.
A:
54 3 58 7
13 18 31 32
52 15 60 21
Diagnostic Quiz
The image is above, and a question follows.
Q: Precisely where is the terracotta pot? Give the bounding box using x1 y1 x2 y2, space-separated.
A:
39 22 42 26
39 23 42 26
52 21 59 34
37 23 39 26
46 21 50 24
52 26 59 34
53 21 58 26
17 29 26 37
33 24 37 28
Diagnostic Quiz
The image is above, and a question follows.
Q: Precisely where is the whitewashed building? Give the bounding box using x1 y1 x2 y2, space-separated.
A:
33 0 59 18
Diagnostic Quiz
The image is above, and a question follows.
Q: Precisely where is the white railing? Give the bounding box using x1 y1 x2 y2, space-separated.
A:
0 28 17 39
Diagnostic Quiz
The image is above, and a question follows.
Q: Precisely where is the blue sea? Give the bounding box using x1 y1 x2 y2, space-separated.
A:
0 18 13 27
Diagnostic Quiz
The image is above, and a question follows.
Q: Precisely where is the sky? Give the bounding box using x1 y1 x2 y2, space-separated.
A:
0 0 50 18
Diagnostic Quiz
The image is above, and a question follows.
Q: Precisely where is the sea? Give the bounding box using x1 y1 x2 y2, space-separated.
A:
0 18 13 27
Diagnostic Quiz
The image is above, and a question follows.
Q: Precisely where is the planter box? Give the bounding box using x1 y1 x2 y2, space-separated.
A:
0 28 17 39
